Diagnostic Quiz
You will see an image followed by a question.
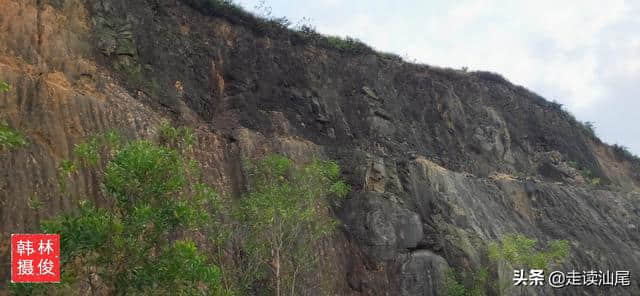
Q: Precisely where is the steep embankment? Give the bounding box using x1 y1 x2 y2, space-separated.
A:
1 1 640 295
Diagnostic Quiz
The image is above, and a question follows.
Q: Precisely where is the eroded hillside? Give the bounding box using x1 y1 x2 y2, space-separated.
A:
1 0 640 295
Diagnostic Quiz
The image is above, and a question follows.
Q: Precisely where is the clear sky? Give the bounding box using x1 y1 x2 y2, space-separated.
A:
234 0 640 155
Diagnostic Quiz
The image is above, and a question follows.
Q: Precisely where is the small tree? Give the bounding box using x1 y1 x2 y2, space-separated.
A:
11 127 225 295
236 154 350 296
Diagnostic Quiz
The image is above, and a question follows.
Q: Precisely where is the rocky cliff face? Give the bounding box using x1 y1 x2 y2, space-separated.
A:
1 1 640 295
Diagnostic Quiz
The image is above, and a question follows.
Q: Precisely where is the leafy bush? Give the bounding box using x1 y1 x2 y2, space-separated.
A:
488 234 569 270
0 80 10 92
444 268 487 296
73 136 101 166
442 234 570 295
182 0 377 55
0 81 25 150
320 35 374 54
56 159 77 193
10 122 352 295
11 128 224 295
0 120 28 150
377 51 403 61
472 71 510 85
435 234 570 296
158 121 195 151
612 144 640 162
181 0 255 24
567 160 601 186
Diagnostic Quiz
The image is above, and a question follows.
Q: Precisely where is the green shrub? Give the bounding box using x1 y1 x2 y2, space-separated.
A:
612 144 640 163
10 122 352 295
158 121 195 151
567 161 601 186
73 136 101 166
12 128 224 295
0 120 28 150
181 0 254 24
444 268 487 296
321 35 373 54
488 234 569 270
0 80 10 92
57 159 77 194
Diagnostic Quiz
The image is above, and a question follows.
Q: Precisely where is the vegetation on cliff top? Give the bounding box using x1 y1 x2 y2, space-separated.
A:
179 1 640 170
180 0 376 55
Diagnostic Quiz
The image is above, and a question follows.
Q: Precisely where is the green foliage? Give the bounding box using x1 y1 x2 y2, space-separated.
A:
612 144 640 168
612 145 640 176
445 270 468 296
57 159 77 193
183 0 253 23
103 129 122 151
182 0 377 55
566 161 600 186
235 154 350 295
443 234 569 296
41 201 119 262
487 235 569 295
444 268 488 296
0 121 28 150
0 80 10 92
27 194 43 210
488 234 569 270
136 239 222 295
10 123 351 295
73 136 101 166
59 159 77 175
71 130 123 168
377 51 403 61
104 140 185 205
321 35 373 54
12 126 224 295
158 121 195 151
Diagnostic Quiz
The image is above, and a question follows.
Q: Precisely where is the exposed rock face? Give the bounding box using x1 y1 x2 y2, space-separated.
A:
1 1 640 295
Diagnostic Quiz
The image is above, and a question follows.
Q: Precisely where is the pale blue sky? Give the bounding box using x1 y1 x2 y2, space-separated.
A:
235 0 640 155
